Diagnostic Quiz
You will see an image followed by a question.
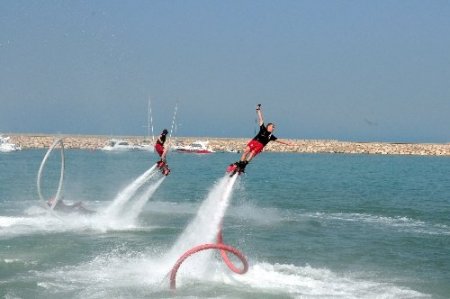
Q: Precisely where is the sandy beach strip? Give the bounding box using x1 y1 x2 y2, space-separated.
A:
5 133 450 156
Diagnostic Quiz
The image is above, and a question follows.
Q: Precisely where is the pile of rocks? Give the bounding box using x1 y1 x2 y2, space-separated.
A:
6 134 450 156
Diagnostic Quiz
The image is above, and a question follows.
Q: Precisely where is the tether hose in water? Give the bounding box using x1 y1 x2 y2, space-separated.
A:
37 138 65 210
169 228 248 290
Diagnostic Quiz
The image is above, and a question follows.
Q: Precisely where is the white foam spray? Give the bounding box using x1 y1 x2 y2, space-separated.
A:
0 165 165 236
103 165 157 218
121 177 165 223
163 174 238 270
30 253 429 298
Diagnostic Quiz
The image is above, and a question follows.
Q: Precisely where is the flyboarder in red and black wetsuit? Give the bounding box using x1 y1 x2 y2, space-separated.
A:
227 104 295 175
155 129 170 175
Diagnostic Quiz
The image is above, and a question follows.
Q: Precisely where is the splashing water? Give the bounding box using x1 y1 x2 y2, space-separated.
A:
86 165 166 231
162 174 238 277
102 165 157 218
121 177 165 224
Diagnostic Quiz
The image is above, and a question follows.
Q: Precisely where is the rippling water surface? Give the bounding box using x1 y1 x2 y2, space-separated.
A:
1 149 449 298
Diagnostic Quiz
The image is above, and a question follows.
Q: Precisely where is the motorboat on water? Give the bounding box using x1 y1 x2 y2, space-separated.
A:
100 139 136 151
174 140 215 154
0 135 21 152
225 148 240 153
134 141 155 152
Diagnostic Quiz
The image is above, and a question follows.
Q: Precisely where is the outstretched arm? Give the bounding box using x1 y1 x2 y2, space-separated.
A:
256 104 263 126
275 139 296 146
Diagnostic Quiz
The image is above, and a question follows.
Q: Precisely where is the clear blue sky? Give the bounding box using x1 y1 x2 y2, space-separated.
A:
1 1 449 142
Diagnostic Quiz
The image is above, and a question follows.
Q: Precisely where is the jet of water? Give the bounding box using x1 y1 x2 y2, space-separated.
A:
103 165 158 218
164 174 238 265
121 177 166 223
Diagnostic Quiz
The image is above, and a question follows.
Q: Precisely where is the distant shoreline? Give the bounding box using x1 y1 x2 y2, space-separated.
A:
4 133 450 156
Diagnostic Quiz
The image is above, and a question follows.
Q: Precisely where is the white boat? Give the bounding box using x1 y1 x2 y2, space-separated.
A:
175 140 215 154
0 135 21 152
101 139 136 151
134 142 154 152
225 148 240 153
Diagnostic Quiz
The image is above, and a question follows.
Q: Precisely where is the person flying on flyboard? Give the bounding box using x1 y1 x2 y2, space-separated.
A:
227 104 295 175
155 128 170 176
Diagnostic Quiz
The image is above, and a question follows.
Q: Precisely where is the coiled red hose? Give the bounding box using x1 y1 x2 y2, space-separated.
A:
169 229 248 290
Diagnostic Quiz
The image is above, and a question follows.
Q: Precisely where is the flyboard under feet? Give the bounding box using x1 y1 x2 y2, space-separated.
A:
156 160 171 176
226 160 248 177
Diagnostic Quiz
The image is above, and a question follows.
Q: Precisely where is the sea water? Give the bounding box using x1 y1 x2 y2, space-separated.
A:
0 149 449 298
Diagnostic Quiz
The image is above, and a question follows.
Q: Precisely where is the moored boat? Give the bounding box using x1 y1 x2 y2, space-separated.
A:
100 139 136 151
174 140 214 154
0 135 21 152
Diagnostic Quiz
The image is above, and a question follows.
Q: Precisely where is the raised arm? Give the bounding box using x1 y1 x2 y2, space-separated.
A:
256 104 264 126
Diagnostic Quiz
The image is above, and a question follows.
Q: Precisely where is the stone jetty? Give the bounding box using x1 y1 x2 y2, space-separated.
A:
5 134 450 156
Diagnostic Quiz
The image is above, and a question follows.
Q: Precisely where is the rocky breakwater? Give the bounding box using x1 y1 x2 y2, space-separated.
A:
6 134 450 156
9 134 111 150
264 139 450 156
169 137 450 156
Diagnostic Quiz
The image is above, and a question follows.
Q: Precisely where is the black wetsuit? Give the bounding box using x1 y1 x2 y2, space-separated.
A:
253 123 277 145
157 134 166 145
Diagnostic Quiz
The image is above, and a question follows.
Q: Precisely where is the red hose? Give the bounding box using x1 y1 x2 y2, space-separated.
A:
169 229 248 290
